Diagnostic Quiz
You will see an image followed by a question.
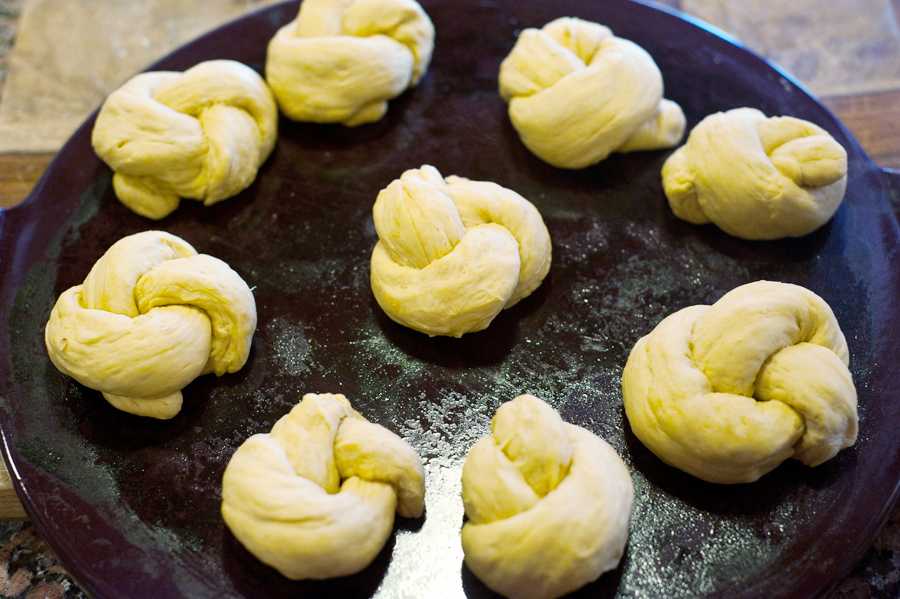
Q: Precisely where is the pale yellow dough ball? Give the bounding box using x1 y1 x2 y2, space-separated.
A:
44 230 257 419
369 165 552 337
265 0 435 126
91 60 278 219
221 393 425 580
622 280 858 484
661 107 848 239
498 16 686 169
461 394 634 599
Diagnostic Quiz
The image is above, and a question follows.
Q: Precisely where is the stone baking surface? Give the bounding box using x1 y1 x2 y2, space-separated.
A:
1 1 900 599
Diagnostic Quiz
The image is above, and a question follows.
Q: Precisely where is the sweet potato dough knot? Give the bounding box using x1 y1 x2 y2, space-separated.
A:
221 393 425 580
622 281 858 484
461 394 634 599
661 107 848 239
370 165 552 337
498 17 686 169
265 0 435 126
44 231 257 420
91 60 278 220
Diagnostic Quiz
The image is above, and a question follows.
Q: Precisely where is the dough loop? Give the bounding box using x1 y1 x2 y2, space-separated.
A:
661 107 848 239
370 165 552 337
622 281 858 484
461 394 634 599
221 393 425 580
44 231 257 419
91 60 278 220
265 0 434 126
498 17 685 169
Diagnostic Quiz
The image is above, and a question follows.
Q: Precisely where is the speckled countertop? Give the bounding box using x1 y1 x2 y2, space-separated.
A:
1 0 900 598
0 0 20 96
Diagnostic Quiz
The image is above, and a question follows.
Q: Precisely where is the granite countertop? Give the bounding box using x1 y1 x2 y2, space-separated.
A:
0 0 20 95
1 0 900 598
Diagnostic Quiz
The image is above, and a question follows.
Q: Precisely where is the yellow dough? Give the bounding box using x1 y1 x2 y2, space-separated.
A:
498 17 685 169
265 0 434 126
369 165 552 337
661 107 848 239
44 231 257 419
91 60 278 220
622 281 858 484
221 393 425 580
460 394 634 599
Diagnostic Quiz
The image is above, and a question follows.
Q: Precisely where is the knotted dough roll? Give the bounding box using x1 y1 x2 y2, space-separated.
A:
661 107 848 239
370 165 552 337
461 394 634 599
44 231 257 420
221 393 425 580
622 281 858 484
91 60 278 220
265 0 434 126
498 16 685 169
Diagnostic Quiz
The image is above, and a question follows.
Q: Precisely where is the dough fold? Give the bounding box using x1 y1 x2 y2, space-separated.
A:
44 231 257 419
498 17 685 169
91 60 278 219
221 393 425 580
661 107 848 239
461 394 634 599
370 165 552 337
621 280 858 484
265 0 434 126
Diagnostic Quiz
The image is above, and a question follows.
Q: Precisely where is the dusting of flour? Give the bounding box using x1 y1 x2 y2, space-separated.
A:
374 389 499 597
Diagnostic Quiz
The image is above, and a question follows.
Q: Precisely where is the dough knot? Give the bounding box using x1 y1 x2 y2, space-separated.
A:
221 393 425 580
265 0 435 126
370 165 552 337
44 231 257 419
661 107 848 239
461 394 634 599
498 17 686 169
622 280 858 484
91 60 278 219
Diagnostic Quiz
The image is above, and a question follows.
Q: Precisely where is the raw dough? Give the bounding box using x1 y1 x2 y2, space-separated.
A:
44 231 257 419
370 165 552 337
661 107 848 239
461 394 634 599
498 16 685 169
221 393 425 580
265 0 434 126
622 280 858 484
91 60 277 220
